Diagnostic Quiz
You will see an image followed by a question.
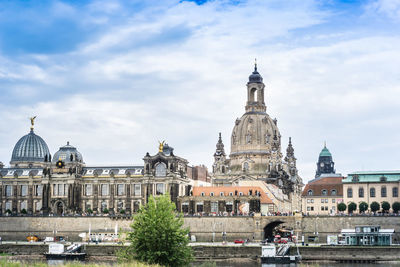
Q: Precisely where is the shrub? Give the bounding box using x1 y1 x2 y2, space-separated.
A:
337 203 346 212
119 209 125 214
358 202 368 213
370 201 380 213
21 209 27 214
392 202 400 214
87 208 93 214
102 208 109 214
119 194 193 266
347 202 357 214
382 201 390 213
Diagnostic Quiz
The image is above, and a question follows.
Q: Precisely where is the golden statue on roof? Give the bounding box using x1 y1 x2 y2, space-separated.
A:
158 140 165 153
30 116 37 130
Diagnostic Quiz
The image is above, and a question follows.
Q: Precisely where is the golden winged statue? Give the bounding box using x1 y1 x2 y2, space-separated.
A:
158 140 165 153
30 116 37 130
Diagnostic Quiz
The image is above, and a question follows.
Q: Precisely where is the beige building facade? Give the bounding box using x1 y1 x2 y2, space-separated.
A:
343 171 400 213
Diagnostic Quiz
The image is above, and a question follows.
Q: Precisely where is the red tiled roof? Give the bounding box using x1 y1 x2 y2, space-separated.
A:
301 176 343 197
192 186 273 204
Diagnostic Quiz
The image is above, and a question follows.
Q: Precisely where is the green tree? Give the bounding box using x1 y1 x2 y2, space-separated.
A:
392 202 400 214
370 201 380 213
347 202 357 214
119 194 193 266
337 203 346 212
358 202 368 213
382 201 390 213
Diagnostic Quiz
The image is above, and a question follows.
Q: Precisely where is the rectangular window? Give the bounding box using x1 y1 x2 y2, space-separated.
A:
321 206 324 211
134 184 141 196
321 199 324 203
211 201 218 213
5 201 12 211
21 185 28 197
117 184 125 196
393 187 398 198
58 184 65 196
101 184 109 196
156 183 164 195
5 185 13 197
307 199 310 203
20 201 27 211
311 199 314 203
332 199 335 203
53 184 57 196
381 187 387 198
310 207 314 211
36 185 43 196
85 184 92 196
35 201 42 212
197 204 204 212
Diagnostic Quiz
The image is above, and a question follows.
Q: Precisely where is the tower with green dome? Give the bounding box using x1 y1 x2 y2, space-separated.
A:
315 143 335 178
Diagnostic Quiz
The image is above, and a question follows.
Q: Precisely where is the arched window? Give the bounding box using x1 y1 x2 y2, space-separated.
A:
331 189 337 196
222 166 225 174
321 189 327 196
249 87 257 102
347 188 353 198
393 187 398 197
358 187 364 198
370 187 376 197
381 186 387 197
210 192 214 196
155 162 167 177
307 190 313 196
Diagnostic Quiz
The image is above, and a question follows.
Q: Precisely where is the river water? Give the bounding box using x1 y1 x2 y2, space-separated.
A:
192 262 400 267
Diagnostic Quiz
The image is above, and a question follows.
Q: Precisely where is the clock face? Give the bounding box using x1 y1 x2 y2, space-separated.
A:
320 162 324 167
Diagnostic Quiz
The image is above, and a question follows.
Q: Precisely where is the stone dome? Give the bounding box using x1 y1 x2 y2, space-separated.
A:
231 113 281 156
11 129 51 165
52 142 83 164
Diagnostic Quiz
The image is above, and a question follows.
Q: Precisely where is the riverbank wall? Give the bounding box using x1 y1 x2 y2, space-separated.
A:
1 215 400 242
1 243 400 262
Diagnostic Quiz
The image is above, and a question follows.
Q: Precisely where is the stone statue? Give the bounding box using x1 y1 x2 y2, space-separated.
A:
30 116 37 130
158 140 165 153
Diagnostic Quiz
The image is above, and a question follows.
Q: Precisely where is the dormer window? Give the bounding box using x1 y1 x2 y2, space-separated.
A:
331 189 337 196
201 192 205 196
220 192 224 196
307 190 313 196
380 176 387 182
210 192 214 196
321 189 327 196
352 175 359 182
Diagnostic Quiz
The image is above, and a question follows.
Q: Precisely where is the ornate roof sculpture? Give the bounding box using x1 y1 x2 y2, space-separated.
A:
10 117 51 168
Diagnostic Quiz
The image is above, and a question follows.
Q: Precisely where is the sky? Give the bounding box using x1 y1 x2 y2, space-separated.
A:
0 0 400 183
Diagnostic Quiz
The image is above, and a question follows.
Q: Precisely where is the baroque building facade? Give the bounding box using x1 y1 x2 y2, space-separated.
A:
0 122 196 216
212 64 303 212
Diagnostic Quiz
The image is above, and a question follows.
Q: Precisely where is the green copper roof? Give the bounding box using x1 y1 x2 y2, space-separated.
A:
319 146 332 157
343 170 400 183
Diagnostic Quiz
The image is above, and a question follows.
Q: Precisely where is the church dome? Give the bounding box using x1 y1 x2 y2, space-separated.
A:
231 113 281 155
52 142 83 164
11 129 51 164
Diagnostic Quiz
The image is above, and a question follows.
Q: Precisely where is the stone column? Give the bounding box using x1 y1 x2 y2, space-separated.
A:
125 184 131 214
28 185 33 215
12 185 18 214
93 184 98 212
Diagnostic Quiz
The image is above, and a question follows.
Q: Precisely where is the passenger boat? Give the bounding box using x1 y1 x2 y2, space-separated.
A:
260 244 301 264
44 243 86 261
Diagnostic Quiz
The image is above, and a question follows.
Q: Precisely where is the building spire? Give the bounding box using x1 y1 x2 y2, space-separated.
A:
254 58 257 72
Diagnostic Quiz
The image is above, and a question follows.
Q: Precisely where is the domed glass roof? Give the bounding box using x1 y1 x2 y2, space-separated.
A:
11 130 51 163
52 142 83 163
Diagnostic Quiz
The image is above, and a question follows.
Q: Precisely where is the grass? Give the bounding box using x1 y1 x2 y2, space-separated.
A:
0 259 161 267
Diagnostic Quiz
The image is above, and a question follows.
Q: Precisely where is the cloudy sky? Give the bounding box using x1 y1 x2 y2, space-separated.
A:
0 0 400 182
